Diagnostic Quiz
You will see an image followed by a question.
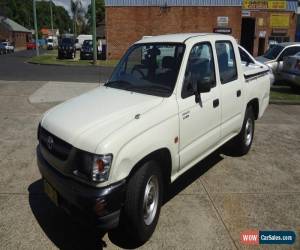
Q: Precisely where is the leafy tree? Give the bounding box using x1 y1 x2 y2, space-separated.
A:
0 0 72 33
71 0 86 35
86 0 105 30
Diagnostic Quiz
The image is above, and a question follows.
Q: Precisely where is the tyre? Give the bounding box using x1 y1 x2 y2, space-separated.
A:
121 161 163 243
229 106 255 156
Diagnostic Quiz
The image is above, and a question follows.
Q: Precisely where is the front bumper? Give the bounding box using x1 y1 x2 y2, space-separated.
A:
80 52 93 59
36 146 126 230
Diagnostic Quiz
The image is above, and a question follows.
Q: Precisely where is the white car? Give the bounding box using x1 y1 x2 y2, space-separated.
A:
1 42 14 53
256 42 300 82
37 33 270 243
281 52 300 90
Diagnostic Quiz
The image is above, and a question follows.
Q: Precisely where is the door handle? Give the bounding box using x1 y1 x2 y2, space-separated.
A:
213 99 219 108
237 90 241 97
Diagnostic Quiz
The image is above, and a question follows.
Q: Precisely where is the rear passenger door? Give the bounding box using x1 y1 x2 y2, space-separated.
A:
215 41 243 139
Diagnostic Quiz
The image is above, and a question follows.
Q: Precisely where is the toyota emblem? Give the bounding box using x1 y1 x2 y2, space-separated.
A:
47 136 54 150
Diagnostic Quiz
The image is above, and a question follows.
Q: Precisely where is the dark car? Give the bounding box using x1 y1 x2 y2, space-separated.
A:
0 43 6 55
80 40 93 60
80 40 94 60
80 39 104 60
58 38 76 59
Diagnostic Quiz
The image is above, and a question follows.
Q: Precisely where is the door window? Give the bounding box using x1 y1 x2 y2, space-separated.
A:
216 41 238 84
278 46 300 61
182 43 216 98
239 47 255 65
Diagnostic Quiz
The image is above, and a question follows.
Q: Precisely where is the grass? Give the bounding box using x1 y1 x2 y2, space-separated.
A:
270 85 300 102
28 49 118 67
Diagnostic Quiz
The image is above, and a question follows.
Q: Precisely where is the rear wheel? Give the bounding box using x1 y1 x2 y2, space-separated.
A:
121 161 163 244
228 106 255 156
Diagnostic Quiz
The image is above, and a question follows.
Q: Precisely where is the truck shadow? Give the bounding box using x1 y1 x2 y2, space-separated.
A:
28 151 223 249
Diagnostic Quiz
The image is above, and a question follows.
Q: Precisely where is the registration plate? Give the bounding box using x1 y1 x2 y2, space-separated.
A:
44 180 58 206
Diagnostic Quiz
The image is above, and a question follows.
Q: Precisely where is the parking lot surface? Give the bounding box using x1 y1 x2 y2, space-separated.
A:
0 50 112 83
0 80 299 250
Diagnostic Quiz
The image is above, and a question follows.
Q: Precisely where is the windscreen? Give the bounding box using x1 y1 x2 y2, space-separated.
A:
264 45 284 60
106 43 185 97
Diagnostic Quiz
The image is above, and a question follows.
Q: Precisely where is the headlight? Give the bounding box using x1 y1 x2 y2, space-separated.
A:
74 152 113 183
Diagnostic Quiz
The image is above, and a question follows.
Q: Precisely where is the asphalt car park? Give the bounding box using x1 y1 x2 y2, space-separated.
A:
0 79 299 249
0 50 112 83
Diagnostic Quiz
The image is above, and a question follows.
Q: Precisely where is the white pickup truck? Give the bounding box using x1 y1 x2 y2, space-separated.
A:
37 33 270 243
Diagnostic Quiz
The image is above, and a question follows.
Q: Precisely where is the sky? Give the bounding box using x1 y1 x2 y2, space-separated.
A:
52 0 91 15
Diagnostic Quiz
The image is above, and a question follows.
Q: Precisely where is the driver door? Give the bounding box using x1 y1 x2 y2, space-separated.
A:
276 46 300 75
178 42 221 169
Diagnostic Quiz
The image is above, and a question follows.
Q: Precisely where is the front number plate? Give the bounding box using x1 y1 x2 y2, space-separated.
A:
44 180 58 206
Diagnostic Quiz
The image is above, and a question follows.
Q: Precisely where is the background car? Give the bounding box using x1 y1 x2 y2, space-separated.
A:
80 39 104 60
281 52 300 91
26 41 37 50
58 37 76 59
256 42 300 83
1 42 14 53
0 43 6 55
80 40 93 60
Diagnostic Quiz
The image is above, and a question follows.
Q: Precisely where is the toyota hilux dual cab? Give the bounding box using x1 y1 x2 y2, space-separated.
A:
37 33 270 243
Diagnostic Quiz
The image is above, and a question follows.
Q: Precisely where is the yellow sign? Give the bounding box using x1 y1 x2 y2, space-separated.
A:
243 0 287 10
268 1 287 9
270 14 290 27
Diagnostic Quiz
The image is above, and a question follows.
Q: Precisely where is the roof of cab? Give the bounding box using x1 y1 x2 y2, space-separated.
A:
135 33 232 44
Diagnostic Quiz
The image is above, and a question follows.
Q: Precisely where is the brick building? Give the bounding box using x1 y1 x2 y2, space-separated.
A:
105 0 243 59
0 16 31 50
105 0 299 59
241 0 298 56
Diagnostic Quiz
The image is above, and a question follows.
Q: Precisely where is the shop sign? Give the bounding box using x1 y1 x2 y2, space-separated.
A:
270 14 289 28
217 16 229 27
242 10 251 17
272 28 288 35
243 0 287 10
213 28 232 34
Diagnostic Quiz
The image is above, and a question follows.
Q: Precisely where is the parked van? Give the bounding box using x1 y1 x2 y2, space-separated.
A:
47 36 58 50
75 35 92 50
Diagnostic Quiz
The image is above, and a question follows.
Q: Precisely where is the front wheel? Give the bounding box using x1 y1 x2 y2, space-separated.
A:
228 107 255 156
121 161 163 244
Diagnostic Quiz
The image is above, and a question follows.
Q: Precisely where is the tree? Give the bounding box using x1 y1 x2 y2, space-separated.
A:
71 0 86 35
0 0 72 34
86 0 105 30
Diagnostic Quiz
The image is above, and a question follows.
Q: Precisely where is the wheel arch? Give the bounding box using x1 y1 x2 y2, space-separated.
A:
126 148 172 189
247 98 259 120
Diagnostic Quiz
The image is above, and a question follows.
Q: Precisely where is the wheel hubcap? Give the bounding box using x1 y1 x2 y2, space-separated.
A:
143 175 159 226
245 118 253 146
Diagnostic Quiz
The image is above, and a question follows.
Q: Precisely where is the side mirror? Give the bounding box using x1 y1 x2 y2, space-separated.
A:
197 78 212 93
190 77 212 103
